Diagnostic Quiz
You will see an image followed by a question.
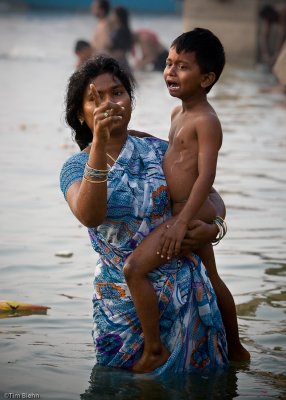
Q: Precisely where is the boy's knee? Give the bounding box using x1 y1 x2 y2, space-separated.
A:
123 257 140 282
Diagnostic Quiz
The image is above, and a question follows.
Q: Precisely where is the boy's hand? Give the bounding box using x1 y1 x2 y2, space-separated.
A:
157 221 188 260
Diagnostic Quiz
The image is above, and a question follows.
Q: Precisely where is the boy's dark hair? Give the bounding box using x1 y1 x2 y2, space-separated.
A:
74 40 91 54
65 56 136 150
171 28 225 93
259 5 279 23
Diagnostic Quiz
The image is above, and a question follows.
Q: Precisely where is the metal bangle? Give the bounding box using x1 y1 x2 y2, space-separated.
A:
83 176 108 184
212 217 227 246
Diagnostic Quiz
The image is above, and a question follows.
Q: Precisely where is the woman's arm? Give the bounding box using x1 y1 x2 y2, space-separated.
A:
66 85 123 228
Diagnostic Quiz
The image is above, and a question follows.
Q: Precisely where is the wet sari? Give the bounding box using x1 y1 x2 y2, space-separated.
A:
60 135 228 374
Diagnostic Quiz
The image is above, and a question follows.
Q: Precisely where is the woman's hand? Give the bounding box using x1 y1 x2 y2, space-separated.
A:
90 84 124 145
180 220 218 255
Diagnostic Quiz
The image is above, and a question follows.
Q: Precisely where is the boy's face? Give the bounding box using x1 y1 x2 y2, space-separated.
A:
163 47 205 100
77 47 93 62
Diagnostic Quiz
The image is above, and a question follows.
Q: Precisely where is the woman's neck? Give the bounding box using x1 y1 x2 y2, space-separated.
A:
86 129 128 159
107 129 129 154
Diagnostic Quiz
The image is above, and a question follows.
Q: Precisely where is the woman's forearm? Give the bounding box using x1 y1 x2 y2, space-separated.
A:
67 143 108 228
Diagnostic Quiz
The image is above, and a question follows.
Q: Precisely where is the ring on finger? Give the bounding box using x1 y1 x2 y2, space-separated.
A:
103 111 109 118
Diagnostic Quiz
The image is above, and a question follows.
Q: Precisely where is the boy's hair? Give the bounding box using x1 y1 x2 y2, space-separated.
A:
74 40 91 54
259 5 279 23
171 28 225 93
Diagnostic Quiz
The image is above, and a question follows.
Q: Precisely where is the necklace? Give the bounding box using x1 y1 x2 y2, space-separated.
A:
106 152 116 163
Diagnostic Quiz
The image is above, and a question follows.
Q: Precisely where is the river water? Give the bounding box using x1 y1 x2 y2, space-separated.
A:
0 10 285 400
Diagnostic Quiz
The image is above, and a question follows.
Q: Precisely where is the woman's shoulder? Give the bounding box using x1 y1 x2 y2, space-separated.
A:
129 135 168 156
141 136 168 153
61 150 88 168
60 150 88 198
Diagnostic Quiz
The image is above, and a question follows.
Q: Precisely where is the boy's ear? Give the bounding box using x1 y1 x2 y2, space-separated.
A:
201 72 216 89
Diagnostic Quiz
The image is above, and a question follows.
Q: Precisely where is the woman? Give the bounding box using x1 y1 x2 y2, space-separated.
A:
107 6 133 71
60 56 228 374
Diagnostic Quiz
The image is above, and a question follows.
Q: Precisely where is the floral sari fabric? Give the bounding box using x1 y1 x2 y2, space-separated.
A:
60 135 228 374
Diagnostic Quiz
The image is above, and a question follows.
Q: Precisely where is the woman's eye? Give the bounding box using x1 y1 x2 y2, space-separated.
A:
114 90 123 96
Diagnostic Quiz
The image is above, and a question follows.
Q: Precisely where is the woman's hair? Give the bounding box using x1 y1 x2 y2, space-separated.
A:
65 55 136 150
171 28 225 93
113 6 130 27
259 5 279 23
110 6 133 51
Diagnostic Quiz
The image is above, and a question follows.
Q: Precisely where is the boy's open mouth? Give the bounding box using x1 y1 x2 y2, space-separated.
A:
166 81 180 90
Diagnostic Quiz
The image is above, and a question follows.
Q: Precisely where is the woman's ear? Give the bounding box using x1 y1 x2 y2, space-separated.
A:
201 72 216 90
77 112 84 125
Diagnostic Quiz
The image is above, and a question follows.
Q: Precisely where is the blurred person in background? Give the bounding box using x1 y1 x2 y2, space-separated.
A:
90 0 111 55
259 3 286 66
107 6 134 72
74 40 93 70
132 28 169 72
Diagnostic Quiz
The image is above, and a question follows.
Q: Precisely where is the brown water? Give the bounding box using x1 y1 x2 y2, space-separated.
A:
0 10 285 400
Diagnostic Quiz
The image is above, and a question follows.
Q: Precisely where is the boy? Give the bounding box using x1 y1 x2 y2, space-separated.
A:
74 40 93 70
123 28 250 373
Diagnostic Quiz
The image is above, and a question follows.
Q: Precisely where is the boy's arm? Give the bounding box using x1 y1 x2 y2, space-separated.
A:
177 113 222 224
158 114 222 258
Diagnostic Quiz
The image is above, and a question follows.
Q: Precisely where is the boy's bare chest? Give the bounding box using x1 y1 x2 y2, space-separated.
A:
169 117 197 150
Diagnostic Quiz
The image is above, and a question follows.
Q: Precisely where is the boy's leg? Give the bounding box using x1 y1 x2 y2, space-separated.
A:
196 243 250 362
123 220 171 373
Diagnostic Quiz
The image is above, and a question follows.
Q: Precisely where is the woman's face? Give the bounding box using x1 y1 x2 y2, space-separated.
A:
81 72 132 135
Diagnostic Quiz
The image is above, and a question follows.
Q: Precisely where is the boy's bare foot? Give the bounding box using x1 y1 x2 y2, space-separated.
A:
228 344 250 362
131 345 170 373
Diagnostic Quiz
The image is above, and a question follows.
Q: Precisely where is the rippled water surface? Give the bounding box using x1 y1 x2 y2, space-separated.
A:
0 10 285 400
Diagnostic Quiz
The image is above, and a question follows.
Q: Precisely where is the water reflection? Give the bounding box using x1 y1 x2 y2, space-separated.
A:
80 365 240 400
81 361 286 399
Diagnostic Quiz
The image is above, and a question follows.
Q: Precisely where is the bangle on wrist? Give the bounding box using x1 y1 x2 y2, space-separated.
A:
211 216 227 246
84 162 109 179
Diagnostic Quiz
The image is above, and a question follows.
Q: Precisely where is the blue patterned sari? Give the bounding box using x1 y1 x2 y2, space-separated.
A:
60 135 228 374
